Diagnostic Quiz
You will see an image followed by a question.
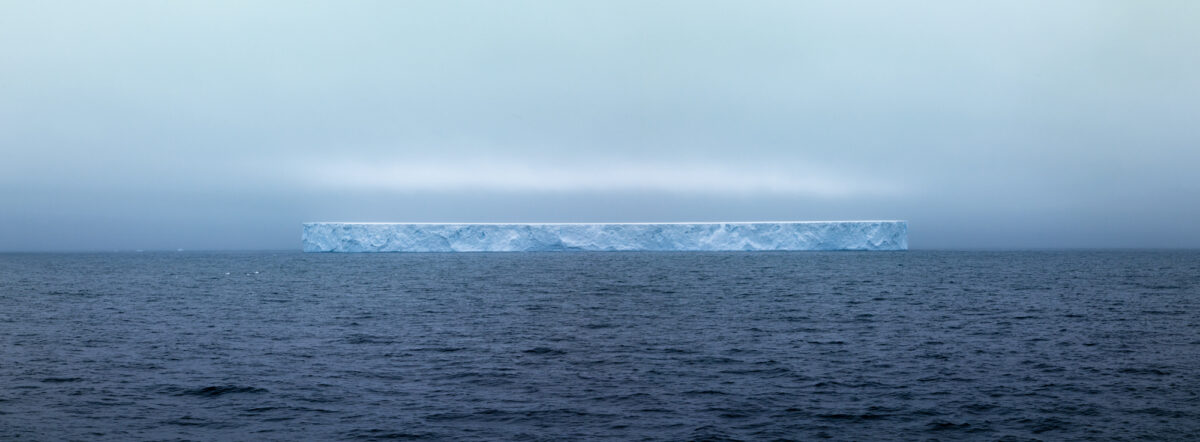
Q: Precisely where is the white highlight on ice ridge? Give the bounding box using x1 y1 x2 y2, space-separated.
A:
302 221 908 252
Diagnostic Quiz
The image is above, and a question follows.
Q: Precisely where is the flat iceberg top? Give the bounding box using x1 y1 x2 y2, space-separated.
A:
318 221 903 226
302 221 907 252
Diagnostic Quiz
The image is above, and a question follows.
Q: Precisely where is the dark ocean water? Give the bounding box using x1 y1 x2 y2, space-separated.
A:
1 251 1198 441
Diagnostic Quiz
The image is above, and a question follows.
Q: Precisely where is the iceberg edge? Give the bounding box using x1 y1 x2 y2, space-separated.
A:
302 221 908 252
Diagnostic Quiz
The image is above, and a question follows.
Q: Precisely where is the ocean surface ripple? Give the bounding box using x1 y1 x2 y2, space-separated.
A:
1 251 1198 440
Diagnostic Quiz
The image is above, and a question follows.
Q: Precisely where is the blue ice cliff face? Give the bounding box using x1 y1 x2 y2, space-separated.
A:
301 221 907 252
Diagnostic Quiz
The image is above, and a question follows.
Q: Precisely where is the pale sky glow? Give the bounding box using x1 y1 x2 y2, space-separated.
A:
301 159 904 198
2 1 1199 250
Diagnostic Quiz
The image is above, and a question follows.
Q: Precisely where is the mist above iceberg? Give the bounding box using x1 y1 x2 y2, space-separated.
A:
302 221 907 252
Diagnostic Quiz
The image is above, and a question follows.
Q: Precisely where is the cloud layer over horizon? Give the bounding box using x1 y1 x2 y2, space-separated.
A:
2 1 1198 250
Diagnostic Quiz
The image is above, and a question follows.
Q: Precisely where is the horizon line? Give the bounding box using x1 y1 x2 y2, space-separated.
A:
302 220 908 225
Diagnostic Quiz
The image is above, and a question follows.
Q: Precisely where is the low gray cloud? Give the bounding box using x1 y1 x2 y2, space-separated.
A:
2 1 1198 250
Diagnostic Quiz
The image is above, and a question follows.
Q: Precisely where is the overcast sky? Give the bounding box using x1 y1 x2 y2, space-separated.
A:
2 1 1198 250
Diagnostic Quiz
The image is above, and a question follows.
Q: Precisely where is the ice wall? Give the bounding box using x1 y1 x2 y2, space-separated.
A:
302 221 907 252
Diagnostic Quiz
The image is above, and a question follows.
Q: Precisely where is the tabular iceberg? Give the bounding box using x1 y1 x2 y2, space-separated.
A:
302 221 907 252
